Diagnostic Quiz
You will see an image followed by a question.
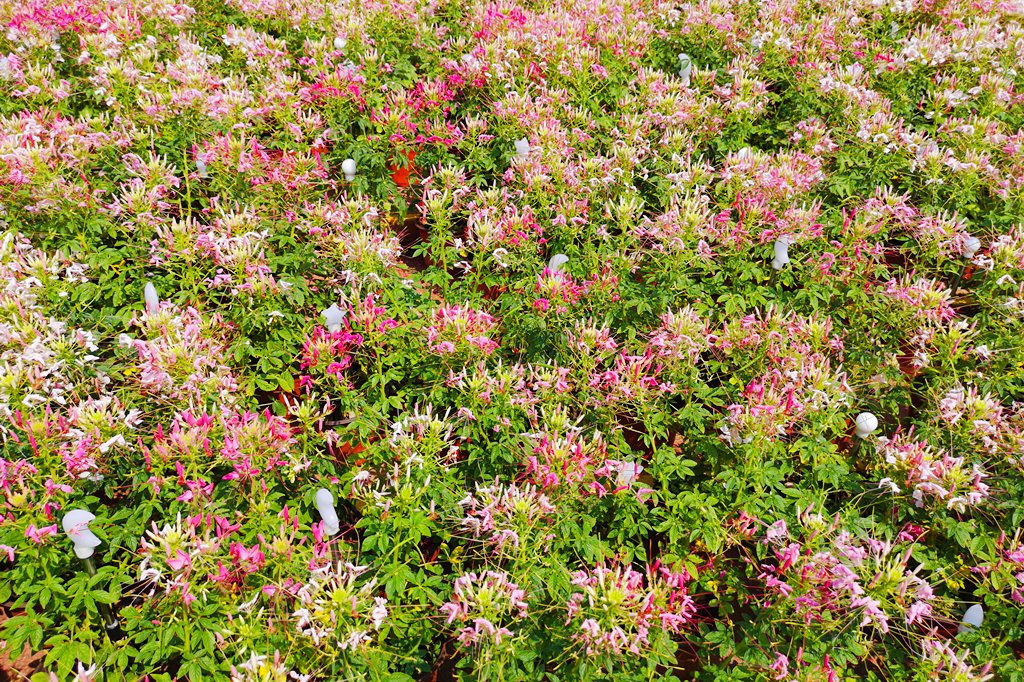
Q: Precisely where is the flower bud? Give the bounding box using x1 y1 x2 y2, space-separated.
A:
959 604 984 633
63 509 102 559
854 412 878 438
341 158 356 181
144 281 159 315
771 237 791 270
315 488 340 536
962 236 981 259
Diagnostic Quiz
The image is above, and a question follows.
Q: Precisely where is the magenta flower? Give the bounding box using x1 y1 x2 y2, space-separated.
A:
25 523 58 544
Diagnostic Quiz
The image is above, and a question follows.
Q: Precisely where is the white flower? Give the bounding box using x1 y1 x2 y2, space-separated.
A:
492 248 510 268
99 435 127 453
371 597 388 629
237 592 261 613
616 461 643 486
878 477 901 494
341 629 370 650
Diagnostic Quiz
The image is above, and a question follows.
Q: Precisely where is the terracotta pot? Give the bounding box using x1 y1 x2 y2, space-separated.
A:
389 149 418 187
832 416 854 454
477 282 506 300
896 340 921 379
329 434 378 467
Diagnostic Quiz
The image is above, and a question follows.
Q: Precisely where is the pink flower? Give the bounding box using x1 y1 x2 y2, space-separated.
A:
777 543 800 571
766 519 788 545
25 524 58 544
371 597 388 630
635 487 655 503
167 549 191 571
44 479 73 496
905 601 932 626
770 653 789 680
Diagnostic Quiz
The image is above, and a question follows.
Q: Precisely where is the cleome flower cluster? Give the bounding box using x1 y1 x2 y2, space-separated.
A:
2 0 1024 679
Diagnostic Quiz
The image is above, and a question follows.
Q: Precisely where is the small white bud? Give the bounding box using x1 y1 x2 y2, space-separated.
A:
63 509 102 559
144 281 159 314
771 237 791 270
548 253 569 275
341 158 356 181
315 488 340 536
962 236 981 259
854 412 879 439
959 604 984 634
514 138 530 158
333 37 346 51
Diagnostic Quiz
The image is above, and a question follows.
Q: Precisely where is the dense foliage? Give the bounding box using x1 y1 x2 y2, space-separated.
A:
1 0 1024 679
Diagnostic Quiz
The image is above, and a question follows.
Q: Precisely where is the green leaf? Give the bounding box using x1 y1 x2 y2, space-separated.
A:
255 377 277 391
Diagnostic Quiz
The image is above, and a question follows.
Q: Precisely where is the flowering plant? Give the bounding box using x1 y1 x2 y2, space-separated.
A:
2 0 1024 680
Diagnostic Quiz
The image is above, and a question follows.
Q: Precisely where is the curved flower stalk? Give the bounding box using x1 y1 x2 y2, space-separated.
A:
565 318 618 367
761 650 840 682
137 512 238 608
910 210 975 259
633 191 715 255
140 406 312 498
883 276 957 324
300 326 363 379
920 641 994 682
0 233 100 419
976 531 1024 605
444 360 573 420
388 402 458 463
719 147 825 206
933 383 1011 456
648 306 709 370
195 132 327 194
565 559 695 659
586 352 674 408
463 189 544 270
531 265 589 314
347 293 400 338
710 307 845 372
522 428 610 493
228 649 307 682
301 196 400 275
346 403 461 512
